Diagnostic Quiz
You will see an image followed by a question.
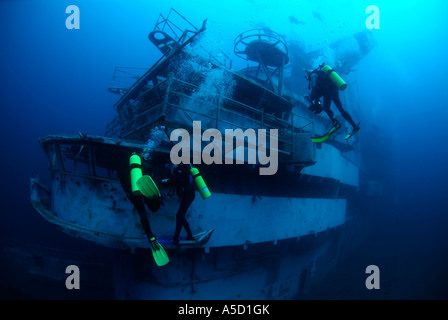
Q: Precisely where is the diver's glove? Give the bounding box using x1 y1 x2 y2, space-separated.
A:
308 99 323 114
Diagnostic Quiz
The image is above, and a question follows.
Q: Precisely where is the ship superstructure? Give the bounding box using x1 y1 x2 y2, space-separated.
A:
30 9 374 299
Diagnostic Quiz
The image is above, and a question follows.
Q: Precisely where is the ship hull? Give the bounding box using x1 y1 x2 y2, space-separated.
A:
31 170 346 250
31 158 348 299
113 226 344 300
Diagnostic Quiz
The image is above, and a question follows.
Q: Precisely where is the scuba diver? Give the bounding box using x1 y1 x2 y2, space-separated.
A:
162 163 196 245
119 152 169 266
305 63 360 140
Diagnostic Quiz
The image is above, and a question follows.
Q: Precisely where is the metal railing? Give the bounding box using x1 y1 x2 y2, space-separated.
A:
112 77 314 158
234 28 289 63
109 67 147 88
153 8 199 45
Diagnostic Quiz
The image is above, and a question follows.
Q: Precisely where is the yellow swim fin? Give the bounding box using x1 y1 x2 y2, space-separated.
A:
345 125 360 140
149 237 169 267
311 122 341 143
137 175 161 199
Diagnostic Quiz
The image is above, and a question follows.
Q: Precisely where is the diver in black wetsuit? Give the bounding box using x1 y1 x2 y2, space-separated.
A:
307 69 360 133
162 163 195 244
119 153 161 243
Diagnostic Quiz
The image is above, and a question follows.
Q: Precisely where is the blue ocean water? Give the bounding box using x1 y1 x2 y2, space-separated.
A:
0 0 447 299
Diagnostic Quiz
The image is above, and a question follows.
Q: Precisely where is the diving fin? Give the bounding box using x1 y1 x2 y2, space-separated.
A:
345 124 360 141
311 122 341 143
149 237 169 267
137 175 161 199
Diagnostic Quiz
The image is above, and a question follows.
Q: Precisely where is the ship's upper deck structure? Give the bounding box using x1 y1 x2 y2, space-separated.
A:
105 8 320 169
